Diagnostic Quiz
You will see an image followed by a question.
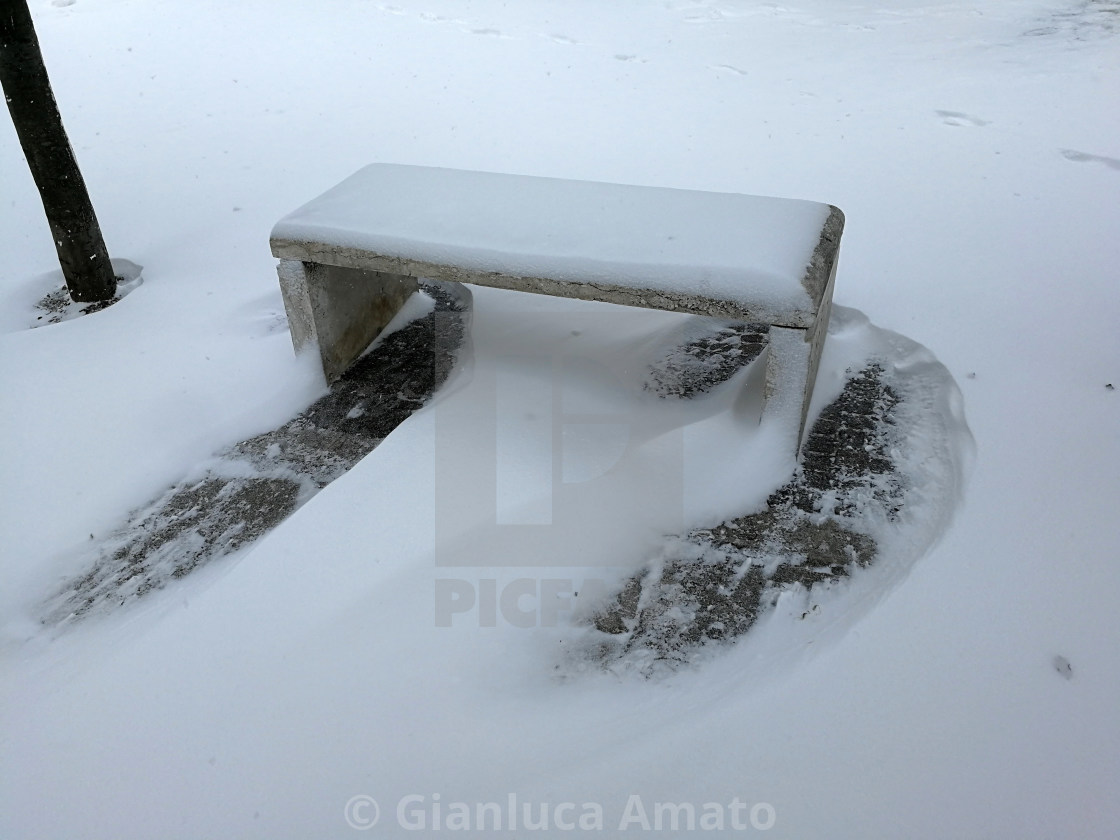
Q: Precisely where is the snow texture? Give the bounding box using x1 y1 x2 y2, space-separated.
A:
1 1 1117 838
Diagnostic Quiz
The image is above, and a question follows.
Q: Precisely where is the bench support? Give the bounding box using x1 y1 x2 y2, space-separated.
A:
762 255 836 448
278 253 836 456
278 259 418 383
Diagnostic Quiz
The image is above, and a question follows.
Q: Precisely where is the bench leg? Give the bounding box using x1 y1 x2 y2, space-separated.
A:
277 259 419 383
762 325 812 456
762 322 829 458
762 251 836 457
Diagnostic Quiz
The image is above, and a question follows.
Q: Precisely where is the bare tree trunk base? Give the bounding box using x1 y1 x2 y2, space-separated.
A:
1 0 117 302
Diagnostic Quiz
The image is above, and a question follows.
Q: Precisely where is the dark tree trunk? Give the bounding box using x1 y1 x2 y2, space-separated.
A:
0 0 115 302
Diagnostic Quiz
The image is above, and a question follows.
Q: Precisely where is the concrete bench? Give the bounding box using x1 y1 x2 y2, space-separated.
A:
270 164 843 453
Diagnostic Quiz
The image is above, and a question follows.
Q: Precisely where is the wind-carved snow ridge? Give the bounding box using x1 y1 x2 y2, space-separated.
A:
573 307 974 678
42 281 471 628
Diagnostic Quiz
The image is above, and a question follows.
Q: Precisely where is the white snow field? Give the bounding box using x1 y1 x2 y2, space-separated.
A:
1 0 1118 838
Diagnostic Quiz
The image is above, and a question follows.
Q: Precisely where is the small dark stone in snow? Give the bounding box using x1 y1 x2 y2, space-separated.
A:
1106 383 1114 391
1053 655 1073 679
966 372 977 379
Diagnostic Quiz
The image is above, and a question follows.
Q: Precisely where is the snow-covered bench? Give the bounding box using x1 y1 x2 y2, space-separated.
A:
270 164 843 453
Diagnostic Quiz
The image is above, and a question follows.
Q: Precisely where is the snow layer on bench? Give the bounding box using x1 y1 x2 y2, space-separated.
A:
271 164 830 315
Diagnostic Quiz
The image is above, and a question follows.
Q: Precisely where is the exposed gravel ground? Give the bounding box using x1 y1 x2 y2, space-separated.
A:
45 286 910 675
45 280 469 626
590 363 903 672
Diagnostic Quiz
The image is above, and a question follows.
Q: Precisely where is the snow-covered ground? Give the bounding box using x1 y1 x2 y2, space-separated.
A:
2 1 1118 837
